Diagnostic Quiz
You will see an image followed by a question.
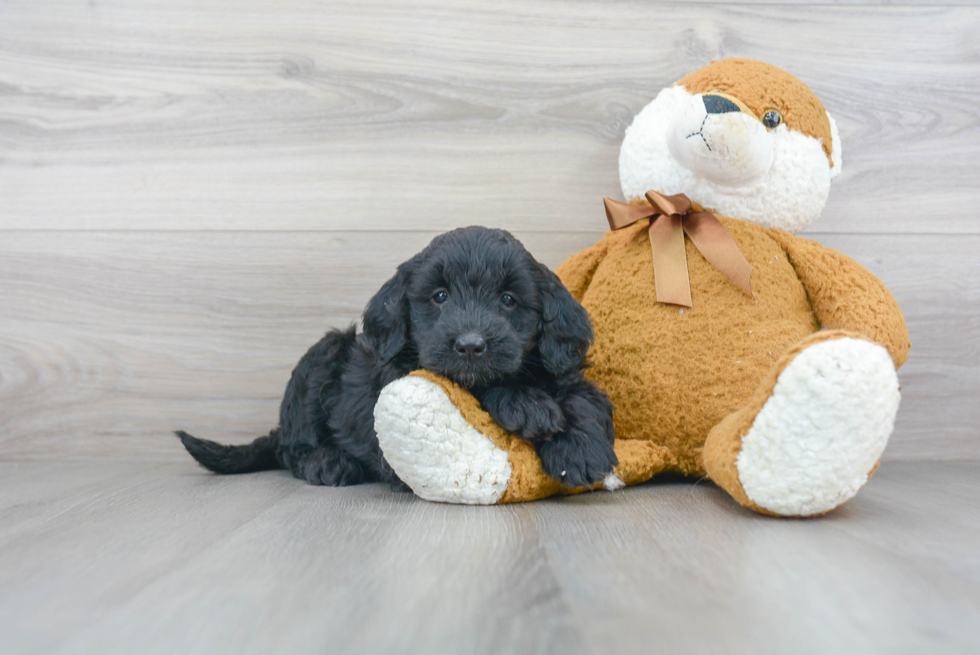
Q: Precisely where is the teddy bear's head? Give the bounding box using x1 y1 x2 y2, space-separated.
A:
619 58 841 233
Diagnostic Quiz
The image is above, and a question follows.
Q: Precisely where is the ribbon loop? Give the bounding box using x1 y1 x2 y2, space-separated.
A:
602 192 753 307
604 197 655 230
645 190 691 218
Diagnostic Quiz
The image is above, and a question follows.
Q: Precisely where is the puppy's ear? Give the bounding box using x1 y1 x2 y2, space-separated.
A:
536 264 594 376
363 260 415 364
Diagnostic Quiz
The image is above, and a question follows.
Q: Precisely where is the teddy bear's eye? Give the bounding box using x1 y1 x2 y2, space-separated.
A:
762 110 783 129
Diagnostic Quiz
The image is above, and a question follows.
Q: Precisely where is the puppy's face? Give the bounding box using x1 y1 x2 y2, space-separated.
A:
363 226 593 387
408 229 542 387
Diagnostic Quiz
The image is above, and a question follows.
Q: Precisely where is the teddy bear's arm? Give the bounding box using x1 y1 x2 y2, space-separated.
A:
554 236 610 302
766 229 909 368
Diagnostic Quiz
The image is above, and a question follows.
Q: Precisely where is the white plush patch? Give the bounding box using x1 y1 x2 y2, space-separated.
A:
373 377 511 505
620 85 833 233
736 338 900 516
603 473 626 491
665 92 774 187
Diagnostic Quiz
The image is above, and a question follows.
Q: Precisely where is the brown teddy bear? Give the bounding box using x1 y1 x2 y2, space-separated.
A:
373 58 909 517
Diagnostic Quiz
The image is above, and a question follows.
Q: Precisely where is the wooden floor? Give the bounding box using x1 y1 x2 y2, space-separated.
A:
2 460 978 655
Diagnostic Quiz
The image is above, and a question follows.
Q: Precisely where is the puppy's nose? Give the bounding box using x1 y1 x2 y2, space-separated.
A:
454 333 487 358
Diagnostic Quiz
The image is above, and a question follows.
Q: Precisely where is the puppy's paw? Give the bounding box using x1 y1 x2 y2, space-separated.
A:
481 386 565 440
536 424 618 488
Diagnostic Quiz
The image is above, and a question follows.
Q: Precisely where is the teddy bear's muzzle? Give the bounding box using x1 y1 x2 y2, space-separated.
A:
666 93 774 188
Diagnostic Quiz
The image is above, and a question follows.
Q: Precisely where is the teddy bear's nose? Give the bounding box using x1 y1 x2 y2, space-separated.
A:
703 94 741 115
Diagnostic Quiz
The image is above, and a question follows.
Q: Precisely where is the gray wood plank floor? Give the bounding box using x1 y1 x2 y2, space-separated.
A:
2 461 978 655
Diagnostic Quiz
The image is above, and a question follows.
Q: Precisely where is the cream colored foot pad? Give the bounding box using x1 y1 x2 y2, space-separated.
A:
374 376 512 505
737 337 900 516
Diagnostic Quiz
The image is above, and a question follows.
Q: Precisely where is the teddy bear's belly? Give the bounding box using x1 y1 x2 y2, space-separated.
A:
577 224 818 476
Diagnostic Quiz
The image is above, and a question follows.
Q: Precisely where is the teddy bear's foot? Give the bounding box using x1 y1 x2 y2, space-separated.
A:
704 331 900 517
374 371 640 504
374 375 514 504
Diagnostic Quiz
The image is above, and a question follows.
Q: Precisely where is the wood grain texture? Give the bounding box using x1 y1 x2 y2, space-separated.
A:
0 230 603 459
0 0 977 462
1 461 978 655
0 231 976 461
1 1 978 234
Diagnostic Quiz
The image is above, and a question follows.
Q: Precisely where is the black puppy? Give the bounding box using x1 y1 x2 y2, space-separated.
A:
177 226 617 488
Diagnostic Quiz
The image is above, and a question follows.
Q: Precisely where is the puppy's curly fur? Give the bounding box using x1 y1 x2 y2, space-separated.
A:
177 226 617 488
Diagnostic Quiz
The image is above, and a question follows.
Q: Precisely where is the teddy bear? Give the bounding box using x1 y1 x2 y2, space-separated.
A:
372 58 910 517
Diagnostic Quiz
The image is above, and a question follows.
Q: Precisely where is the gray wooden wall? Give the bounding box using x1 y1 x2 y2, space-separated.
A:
2 0 977 462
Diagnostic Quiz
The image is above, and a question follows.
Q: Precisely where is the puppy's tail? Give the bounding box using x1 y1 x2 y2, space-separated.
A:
175 429 281 474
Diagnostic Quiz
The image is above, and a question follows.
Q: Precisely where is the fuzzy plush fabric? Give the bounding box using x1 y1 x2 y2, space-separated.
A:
735 335 899 516
406 370 565 504
374 373 514 504
619 60 843 233
766 229 910 368
702 330 899 516
375 212 908 507
678 58 835 165
375 370 669 504
377 211 909 508
556 214 908 479
373 58 910 515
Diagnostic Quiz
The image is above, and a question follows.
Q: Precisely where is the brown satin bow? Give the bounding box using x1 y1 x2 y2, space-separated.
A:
603 191 753 308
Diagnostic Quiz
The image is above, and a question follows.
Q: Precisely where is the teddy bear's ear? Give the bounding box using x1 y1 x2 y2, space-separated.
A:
827 111 843 180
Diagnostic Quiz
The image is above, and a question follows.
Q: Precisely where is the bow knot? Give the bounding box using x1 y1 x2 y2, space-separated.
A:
603 191 753 308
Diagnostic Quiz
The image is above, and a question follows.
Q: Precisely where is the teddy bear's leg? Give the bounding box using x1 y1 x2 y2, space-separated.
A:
373 371 665 504
374 374 523 504
702 330 900 517
376 372 585 504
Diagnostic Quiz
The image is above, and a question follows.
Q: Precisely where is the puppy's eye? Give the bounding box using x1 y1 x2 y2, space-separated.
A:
432 290 449 305
762 110 782 129
500 293 516 308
